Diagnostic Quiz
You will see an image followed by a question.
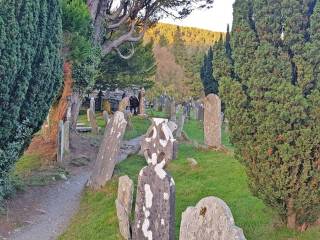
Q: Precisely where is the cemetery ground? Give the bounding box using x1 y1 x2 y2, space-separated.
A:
59 112 320 240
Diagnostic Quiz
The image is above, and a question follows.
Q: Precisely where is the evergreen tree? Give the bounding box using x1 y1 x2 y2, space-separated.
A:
220 0 320 229
0 1 62 199
200 47 218 95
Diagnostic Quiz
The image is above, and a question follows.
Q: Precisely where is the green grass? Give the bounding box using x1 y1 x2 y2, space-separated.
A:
123 117 150 140
14 154 42 178
78 112 106 128
60 112 320 240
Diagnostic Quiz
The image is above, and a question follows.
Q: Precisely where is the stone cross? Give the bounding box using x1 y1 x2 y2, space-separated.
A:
90 97 95 114
116 175 134 240
204 94 221 148
88 111 127 189
179 196 246 240
139 88 146 116
133 118 176 240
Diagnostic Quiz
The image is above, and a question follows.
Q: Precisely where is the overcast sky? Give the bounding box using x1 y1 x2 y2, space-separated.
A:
161 0 235 32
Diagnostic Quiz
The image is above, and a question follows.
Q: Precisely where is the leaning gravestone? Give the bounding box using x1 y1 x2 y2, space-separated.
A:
179 196 246 240
57 120 64 164
116 175 134 240
119 96 130 112
133 118 176 240
204 94 221 148
88 111 127 189
63 120 70 152
88 109 98 134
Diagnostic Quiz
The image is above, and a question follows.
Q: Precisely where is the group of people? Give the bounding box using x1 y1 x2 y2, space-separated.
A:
122 92 140 115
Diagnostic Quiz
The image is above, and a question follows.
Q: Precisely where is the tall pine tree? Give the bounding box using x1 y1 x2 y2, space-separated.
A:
0 1 62 200
220 0 320 229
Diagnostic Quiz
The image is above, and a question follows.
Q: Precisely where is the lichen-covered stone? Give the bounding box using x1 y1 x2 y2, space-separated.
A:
132 165 175 240
88 111 127 189
179 196 246 240
116 175 134 240
88 108 98 134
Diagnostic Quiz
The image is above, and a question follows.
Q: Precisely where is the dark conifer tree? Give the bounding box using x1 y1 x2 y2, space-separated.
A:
200 47 218 95
0 0 62 199
220 0 320 229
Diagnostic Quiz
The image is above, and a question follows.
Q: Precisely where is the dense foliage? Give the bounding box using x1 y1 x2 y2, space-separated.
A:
95 41 156 90
220 0 320 228
0 1 62 200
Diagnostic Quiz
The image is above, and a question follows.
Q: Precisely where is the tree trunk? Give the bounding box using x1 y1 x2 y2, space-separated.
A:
287 198 297 230
70 91 83 132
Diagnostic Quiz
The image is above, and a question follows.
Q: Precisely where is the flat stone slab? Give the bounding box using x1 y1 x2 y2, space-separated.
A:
76 127 92 132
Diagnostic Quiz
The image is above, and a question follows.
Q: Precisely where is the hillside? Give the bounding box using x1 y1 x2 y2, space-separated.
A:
144 23 224 100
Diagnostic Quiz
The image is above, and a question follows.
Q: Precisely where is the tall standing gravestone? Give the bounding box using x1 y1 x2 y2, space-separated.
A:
204 94 221 148
176 113 185 139
57 120 64 164
88 109 98 134
139 88 146 116
179 196 246 240
90 97 95 114
88 111 127 189
133 118 176 240
170 100 176 122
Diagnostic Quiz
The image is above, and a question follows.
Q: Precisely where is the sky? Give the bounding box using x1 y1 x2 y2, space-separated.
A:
161 0 235 32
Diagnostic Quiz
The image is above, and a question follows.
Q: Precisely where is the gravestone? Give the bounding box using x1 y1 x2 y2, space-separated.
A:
88 111 127 189
90 97 95 114
153 98 160 112
139 88 146 116
133 118 176 240
179 196 246 240
88 109 98 134
170 100 176 122
116 175 134 240
176 113 185 139
167 121 178 136
119 96 130 112
164 98 171 116
57 120 64 164
204 94 221 148
197 104 204 122
63 120 70 152
87 108 90 122
103 110 109 124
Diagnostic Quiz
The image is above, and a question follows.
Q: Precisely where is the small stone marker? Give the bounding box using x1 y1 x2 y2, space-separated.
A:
116 175 134 240
88 109 98 134
119 97 130 112
88 111 127 189
167 121 178 136
90 97 95 113
139 88 146 115
57 120 64 164
103 110 109 124
87 108 90 122
63 120 70 152
133 118 176 240
176 113 185 139
204 94 221 148
197 104 204 122
170 100 176 122
179 196 246 240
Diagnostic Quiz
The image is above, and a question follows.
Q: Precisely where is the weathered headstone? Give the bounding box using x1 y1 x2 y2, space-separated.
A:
204 94 221 148
139 88 146 116
57 120 64 164
179 196 246 240
87 108 91 122
133 118 176 240
90 97 95 113
63 120 70 152
116 175 134 240
176 113 185 139
88 111 127 189
170 100 176 122
197 104 204 122
119 96 130 112
88 109 98 134
164 98 171 116
167 121 178 136
103 110 109 124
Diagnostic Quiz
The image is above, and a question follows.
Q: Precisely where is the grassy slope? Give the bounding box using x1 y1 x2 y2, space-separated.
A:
60 115 320 240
